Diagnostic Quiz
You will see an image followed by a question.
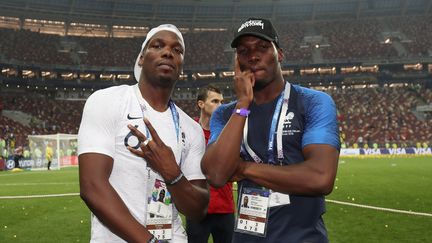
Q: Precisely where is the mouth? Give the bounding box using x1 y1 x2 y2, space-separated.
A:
250 67 264 73
157 62 175 70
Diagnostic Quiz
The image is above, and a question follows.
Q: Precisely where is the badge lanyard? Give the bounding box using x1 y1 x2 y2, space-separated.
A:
134 85 184 166
134 85 183 241
237 82 292 238
242 82 291 164
134 85 180 141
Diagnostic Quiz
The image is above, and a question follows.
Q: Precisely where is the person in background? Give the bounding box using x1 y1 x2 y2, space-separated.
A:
186 85 235 243
13 146 23 169
45 142 53 170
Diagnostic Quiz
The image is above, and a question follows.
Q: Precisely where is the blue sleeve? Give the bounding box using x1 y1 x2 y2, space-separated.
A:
301 89 340 150
208 103 232 144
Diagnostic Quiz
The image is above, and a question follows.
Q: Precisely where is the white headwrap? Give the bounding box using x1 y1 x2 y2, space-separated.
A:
134 24 185 82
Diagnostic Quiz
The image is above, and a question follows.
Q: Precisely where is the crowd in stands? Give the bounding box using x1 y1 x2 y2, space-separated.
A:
386 15 432 58
1 16 431 70
183 31 233 70
329 86 431 149
1 93 84 153
277 22 313 63
316 19 399 61
1 84 431 159
1 15 432 159
0 28 72 65
75 36 141 67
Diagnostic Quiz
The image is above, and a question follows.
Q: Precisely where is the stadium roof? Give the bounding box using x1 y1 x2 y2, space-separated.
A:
0 0 431 28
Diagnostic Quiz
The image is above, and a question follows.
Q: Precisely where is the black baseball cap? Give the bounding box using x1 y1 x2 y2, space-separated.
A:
231 18 280 48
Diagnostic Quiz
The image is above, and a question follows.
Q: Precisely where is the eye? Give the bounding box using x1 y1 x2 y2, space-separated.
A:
174 47 184 55
236 47 248 56
151 43 162 49
259 44 269 51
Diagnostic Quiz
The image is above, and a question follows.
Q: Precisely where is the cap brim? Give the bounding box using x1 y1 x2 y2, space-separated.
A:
231 32 275 48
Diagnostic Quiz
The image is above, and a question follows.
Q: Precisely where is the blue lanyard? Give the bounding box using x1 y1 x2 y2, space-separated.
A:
266 92 284 163
134 85 184 166
242 82 291 164
168 100 180 143
134 85 180 142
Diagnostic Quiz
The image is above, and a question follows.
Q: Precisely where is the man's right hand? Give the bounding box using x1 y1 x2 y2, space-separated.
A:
234 55 254 107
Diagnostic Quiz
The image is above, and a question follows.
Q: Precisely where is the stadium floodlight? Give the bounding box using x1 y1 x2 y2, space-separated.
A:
28 133 78 170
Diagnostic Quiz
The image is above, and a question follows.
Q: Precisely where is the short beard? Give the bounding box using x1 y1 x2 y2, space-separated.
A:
157 76 177 88
253 79 271 91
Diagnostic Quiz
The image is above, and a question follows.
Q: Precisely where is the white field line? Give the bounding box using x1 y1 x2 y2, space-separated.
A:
2 182 78 186
0 193 430 218
326 199 432 217
0 170 73 176
0 193 79 199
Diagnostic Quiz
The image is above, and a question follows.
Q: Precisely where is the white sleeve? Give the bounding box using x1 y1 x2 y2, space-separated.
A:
181 125 206 181
78 91 117 158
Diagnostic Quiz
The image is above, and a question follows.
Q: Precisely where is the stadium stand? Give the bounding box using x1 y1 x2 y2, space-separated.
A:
1 93 84 148
330 85 432 148
1 15 431 69
0 28 73 65
0 11 431 158
1 84 431 152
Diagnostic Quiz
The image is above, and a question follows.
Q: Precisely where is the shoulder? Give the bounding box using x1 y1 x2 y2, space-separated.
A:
214 101 237 117
293 85 334 103
84 85 133 113
86 85 131 104
176 106 203 135
82 85 134 125
293 85 336 111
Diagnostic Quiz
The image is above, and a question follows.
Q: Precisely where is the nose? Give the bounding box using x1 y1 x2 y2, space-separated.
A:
161 47 174 58
248 52 260 65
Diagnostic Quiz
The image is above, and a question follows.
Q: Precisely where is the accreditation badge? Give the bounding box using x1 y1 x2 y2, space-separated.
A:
235 187 270 237
146 179 173 241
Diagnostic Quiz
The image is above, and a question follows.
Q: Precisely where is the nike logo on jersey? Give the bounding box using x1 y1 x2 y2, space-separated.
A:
127 114 143 120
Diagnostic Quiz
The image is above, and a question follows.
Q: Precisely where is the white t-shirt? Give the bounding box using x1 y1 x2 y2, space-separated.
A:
78 84 206 243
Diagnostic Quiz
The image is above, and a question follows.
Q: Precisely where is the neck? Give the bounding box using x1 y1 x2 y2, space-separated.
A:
254 76 285 105
138 80 173 112
198 113 210 130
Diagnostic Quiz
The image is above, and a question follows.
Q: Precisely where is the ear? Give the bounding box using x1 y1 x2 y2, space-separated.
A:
138 54 144 67
277 49 284 63
197 100 205 110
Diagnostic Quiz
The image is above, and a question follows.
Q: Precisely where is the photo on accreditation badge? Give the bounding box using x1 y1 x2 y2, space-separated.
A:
151 180 172 205
148 180 172 218
236 187 271 236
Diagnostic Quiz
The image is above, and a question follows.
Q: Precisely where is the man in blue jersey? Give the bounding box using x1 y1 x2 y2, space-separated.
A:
201 18 340 242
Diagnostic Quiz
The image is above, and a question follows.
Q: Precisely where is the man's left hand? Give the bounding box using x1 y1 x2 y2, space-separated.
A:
127 118 181 182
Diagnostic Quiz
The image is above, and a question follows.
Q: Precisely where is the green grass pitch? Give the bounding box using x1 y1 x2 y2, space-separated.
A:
0 157 431 242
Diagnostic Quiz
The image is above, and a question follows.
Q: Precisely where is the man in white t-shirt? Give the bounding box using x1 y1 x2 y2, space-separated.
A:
78 24 209 243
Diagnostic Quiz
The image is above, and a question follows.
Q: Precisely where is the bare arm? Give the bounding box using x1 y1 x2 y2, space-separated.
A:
201 110 248 188
232 144 339 196
167 179 209 221
79 153 153 243
127 119 209 221
202 57 255 188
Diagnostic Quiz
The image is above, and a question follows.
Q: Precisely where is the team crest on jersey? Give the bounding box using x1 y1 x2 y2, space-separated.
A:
282 112 301 136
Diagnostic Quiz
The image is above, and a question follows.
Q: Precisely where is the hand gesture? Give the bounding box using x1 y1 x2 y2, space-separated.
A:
233 55 254 106
127 118 181 182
